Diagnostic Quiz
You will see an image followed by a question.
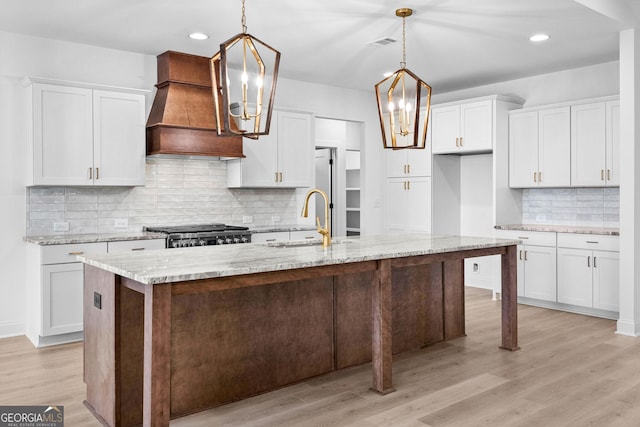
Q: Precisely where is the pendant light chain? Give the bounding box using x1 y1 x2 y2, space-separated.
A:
241 0 247 33
401 15 407 69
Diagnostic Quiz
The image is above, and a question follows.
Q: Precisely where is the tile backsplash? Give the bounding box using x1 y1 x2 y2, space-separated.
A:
522 187 619 228
26 157 299 236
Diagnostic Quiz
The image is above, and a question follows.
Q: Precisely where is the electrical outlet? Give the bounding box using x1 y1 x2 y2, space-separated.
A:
114 218 128 228
53 222 69 232
271 215 280 222
93 292 102 310
242 215 253 224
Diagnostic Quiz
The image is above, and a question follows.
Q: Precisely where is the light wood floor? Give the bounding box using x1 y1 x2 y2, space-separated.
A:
2 287 640 426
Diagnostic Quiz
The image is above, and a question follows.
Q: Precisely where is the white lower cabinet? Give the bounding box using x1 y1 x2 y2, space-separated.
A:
519 244 557 302
495 230 556 301
42 262 85 336
26 238 165 347
497 230 619 318
557 233 619 312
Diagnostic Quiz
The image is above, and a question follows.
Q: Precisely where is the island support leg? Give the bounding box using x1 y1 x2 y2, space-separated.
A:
143 283 172 427
371 259 394 394
500 245 520 351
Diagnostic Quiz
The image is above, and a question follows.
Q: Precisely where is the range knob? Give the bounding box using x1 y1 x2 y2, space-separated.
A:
171 241 179 248
225 238 233 244
199 240 207 246
241 237 249 243
217 239 225 245
233 238 241 244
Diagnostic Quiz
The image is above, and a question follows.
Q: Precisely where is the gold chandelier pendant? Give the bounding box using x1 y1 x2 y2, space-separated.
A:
374 8 432 149
210 0 280 140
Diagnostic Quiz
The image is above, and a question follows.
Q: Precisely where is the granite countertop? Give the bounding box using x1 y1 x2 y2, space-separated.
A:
78 234 520 285
495 224 619 236
24 231 167 245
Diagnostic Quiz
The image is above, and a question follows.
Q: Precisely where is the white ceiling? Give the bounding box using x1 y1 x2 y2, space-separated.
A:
0 0 637 93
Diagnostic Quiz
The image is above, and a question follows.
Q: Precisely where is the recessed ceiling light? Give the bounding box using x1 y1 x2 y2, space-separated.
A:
189 32 209 41
529 34 549 42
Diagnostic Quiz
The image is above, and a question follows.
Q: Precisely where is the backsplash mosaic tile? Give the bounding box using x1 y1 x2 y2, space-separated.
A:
26 157 299 236
522 187 619 228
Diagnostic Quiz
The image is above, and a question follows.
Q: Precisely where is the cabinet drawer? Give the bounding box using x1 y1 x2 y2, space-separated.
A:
251 231 290 243
557 233 619 251
494 230 556 247
108 239 166 252
289 230 319 241
41 242 108 265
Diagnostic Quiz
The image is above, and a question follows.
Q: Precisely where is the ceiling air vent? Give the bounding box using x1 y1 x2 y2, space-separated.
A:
367 37 397 47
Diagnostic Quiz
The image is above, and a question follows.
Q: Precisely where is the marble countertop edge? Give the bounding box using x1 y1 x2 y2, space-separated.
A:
78 234 521 285
495 224 619 236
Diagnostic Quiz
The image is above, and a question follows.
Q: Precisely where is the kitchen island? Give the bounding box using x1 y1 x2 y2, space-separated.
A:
79 234 519 427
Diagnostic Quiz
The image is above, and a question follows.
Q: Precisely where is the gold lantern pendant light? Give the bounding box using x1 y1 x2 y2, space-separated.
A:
375 8 432 149
210 0 281 140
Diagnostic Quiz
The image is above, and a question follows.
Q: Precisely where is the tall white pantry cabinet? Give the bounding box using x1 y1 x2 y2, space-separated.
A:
24 77 148 187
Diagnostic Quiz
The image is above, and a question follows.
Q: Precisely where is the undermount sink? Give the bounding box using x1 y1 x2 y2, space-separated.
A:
264 238 351 248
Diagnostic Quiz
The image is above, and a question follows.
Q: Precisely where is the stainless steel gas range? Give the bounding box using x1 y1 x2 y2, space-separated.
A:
144 224 251 248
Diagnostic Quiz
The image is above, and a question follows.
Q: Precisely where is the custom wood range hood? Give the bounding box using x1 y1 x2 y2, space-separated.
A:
146 50 244 157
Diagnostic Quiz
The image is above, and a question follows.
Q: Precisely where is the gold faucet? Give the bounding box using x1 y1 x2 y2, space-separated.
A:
301 188 331 248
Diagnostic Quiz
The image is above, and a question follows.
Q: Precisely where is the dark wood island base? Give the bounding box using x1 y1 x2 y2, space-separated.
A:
83 245 518 427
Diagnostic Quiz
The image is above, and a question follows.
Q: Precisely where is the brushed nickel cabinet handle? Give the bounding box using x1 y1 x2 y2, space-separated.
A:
403 165 407 174
265 239 276 242
519 250 523 261
68 251 84 255
538 171 542 182
587 256 591 267
96 167 99 180
601 169 604 181
607 169 611 181
533 172 537 183
524 250 528 261
275 172 278 183
279 172 283 182
459 136 463 146
403 181 407 190
455 137 459 147
88 168 93 180
594 256 597 268
131 248 145 251
407 164 411 174
407 181 411 190
518 236 529 240
586 241 598 244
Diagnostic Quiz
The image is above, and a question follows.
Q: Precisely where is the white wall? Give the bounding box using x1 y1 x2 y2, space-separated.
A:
0 30 383 337
433 61 619 107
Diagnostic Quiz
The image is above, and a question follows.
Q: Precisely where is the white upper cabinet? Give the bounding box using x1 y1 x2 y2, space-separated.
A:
509 106 570 188
431 100 492 154
571 100 619 187
385 122 431 178
93 90 147 186
227 110 313 188
25 79 147 187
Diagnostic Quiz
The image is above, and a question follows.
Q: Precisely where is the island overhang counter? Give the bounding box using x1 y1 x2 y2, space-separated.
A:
79 233 520 427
